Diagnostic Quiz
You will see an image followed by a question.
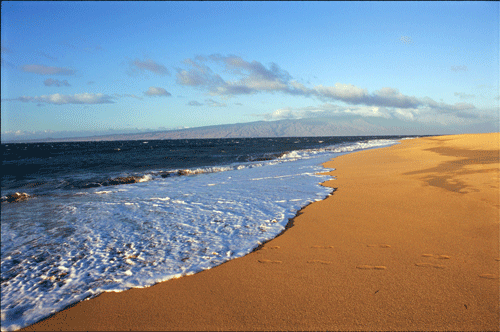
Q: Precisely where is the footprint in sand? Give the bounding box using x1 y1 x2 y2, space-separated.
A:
261 246 280 250
311 245 334 249
479 274 499 279
415 262 445 269
422 254 451 259
356 265 387 270
258 259 282 264
367 244 391 248
307 260 333 264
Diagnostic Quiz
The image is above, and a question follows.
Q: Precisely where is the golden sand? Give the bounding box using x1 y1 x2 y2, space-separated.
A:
23 133 499 331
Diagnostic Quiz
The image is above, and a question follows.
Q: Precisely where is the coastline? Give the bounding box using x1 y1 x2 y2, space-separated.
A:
22 133 499 331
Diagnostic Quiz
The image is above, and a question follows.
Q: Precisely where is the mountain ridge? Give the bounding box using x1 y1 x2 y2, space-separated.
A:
2 116 493 143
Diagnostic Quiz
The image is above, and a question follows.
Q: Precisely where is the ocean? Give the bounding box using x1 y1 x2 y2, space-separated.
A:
1 135 411 331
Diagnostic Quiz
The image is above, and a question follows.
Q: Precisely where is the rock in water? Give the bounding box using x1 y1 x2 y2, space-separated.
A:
104 176 140 186
2 192 31 203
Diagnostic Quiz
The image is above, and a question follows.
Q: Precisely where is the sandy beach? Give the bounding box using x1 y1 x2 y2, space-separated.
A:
23 133 499 331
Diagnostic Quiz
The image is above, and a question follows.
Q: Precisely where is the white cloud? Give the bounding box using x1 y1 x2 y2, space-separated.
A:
176 55 291 96
451 65 468 72
11 93 114 105
242 77 288 91
454 92 475 99
21 64 75 75
44 78 71 87
288 81 312 95
344 106 392 119
371 87 420 108
399 36 413 44
269 109 295 119
392 108 418 121
257 104 389 120
176 59 225 87
450 102 475 111
131 58 170 76
205 99 227 107
314 84 369 102
175 55 443 110
255 101 488 125
144 87 172 97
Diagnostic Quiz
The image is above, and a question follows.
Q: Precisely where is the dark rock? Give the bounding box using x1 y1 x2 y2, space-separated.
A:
2 192 31 203
104 176 140 186
252 156 274 162
82 182 101 189
249 151 289 162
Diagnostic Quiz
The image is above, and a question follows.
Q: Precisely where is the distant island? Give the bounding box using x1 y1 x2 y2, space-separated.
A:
2 116 493 143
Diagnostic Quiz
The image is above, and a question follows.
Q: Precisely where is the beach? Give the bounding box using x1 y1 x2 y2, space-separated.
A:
23 133 499 331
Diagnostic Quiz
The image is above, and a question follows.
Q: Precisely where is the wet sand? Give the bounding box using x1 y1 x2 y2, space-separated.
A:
23 133 499 331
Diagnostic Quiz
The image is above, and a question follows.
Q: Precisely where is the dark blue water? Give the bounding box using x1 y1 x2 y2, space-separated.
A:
1 136 408 197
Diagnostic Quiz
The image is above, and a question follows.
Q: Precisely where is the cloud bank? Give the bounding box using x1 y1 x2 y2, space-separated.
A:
131 58 170 76
5 54 486 129
253 102 488 126
454 92 475 99
8 93 114 105
21 64 76 75
144 87 171 97
175 54 478 119
44 78 71 87
451 65 468 72
205 98 226 107
176 54 291 96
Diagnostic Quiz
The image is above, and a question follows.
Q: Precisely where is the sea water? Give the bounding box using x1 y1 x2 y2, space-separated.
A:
1 136 410 331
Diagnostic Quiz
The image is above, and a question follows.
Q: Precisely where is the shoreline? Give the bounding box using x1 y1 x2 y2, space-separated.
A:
22 133 499 331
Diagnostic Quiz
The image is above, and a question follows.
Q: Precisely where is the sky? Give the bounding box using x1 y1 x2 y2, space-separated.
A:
1 1 499 140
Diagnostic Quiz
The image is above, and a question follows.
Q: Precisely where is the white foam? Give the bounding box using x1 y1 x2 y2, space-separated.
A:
150 197 170 201
137 174 152 183
95 190 112 194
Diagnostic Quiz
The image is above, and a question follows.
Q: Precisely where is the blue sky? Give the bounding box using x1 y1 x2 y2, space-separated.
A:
1 1 499 140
